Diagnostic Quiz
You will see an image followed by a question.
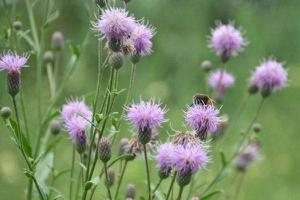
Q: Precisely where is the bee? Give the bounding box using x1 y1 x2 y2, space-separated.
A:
193 94 215 106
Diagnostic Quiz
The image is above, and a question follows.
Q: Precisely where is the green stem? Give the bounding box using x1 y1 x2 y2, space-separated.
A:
114 160 128 200
104 163 113 200
70 147 75 200
166 172 177 200
176 186 184 200
152 178 163 199
20 90 30 141
143 144 152 200
46 63 56 100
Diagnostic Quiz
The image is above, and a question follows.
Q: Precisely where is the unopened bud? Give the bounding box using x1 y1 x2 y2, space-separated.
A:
6 71 20 97
125 184 136 199
50 120 61 135
109 52 124 70
104 168 115 187
253 123 262 133
1 107 12 119
108 38 122 52
201 60 212 72
13 21 23 31
98 137 112 163
51 31 65 51
43 51 54 64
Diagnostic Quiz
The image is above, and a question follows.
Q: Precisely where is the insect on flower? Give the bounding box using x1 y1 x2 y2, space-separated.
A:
193 94 216 106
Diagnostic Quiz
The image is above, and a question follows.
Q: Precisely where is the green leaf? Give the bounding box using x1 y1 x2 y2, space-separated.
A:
44 10 60 27
139 197 146 200
17 30 36 50
219 151 227 168
201 190 223 200
69 42 81 58
35 152 54 195
85 176 100 191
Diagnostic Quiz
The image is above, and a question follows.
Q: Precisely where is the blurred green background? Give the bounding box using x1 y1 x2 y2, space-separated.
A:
0 0 300 199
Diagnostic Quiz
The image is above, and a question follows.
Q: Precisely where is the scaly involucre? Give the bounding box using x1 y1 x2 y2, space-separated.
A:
94 8 136 40
156 143 175 173
131 23 155 56
185 105 219 134
172 144 209 174
252 59 288 92
65 116 87 153
126 100 166 131
209 23 247 58
0 51 28 72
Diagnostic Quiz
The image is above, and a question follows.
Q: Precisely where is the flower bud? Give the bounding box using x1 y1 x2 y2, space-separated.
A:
109 52 124 70
130 53 141 64
104 168 115 187
13 21 23 31
177 170 192 187
125 184 136 199
108 38 122 52
6 71 20 97
98 137 112 163
118 138 129 156
43 51 54 64
201 60 212 72
248 82 258 95
253 123 262 133
95 0 106 7
50 120 61 136
1 107 12 119
51 31 65 51
138 127 151 145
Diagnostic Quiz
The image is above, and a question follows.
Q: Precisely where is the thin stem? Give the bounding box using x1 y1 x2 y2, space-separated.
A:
104 163 113 200
176 186 184 200
20 90 30 142
234 173 245 200
46 63 56 100
152 178 163 199
166 172 177 200
143 144 152 200
70 147 75 200
114 160 128 200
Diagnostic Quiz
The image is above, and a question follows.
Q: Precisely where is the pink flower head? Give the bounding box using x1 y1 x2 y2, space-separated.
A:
65 116 88 153
61 99 92 123
185 105 219 140
0 51 28 72
156 143 175 174
172 144 209 175
131 23 155 56
209 23 247 61
251 59 288 96
93 8 136 40
208 69 235 99
126 100 166 132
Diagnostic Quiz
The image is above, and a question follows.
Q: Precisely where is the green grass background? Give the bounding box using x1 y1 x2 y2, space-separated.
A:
0 0 300 199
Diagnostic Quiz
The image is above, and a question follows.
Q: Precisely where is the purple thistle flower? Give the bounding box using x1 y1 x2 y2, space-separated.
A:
65 116 88 154
93 8 136 40
0 51 28 72
61 99 92 123
185 105 219 140
208 69 235 99
131 23 155 56
209 23 247 62
126 100 166 131
156 143 175 178
172 144 209 175
126 100 166 144
251 59 288 97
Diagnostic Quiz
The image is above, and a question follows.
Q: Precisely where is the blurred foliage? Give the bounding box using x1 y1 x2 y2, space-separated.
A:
0 0 300 199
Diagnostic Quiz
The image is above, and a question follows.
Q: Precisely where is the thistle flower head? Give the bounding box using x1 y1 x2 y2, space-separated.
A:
126 100 166 132
93 8 136 40
61 99 92 122
172 144 209 175
172 132 201 147
0 51 28 72
209 22 247 61
185 105 219 140
65 116 88 153
251 59 288 97
208 69 235 90
131 22 155 56
155 143 175 178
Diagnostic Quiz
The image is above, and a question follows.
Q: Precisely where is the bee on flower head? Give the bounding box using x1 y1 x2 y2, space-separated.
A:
193 94 215 106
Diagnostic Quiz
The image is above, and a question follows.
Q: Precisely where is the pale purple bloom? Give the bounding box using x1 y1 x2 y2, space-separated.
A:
208 69 235 99
156 143 175 174
235 141 261 171
131 23 155 56
65 116 88 153
93 8 136 40
209 23 247 60
185 105 219 140
61 99 92 122
126 100 166 131
0 51 28 72
172 144 209 175
251 59 288 95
